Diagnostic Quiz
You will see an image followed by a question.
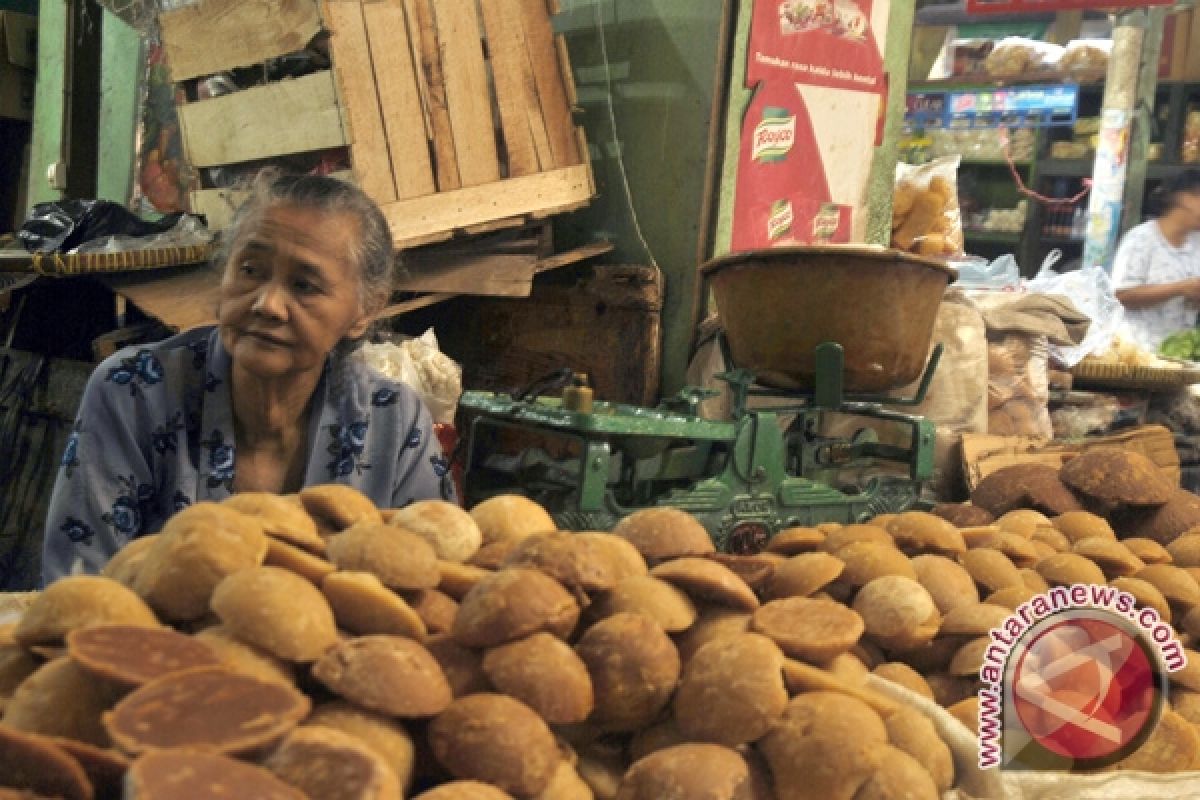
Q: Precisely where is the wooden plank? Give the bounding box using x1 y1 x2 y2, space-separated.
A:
189 188 249 231
555 35 578 109
517 0 578 168
324 0 398 204
394 251 537 297
159 0 323 82
101 265 223 332
380 164 592 246
432 0 501 187
407 0 461 190
363 0 436 199
479 0 539 177
177 71 346 168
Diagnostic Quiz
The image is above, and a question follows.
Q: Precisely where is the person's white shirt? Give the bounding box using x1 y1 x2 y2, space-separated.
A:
1111 220 1200 351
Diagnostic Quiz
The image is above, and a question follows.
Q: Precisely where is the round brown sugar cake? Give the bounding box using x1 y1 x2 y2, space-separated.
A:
452 568 580 648
222 492 324 552
411 781 515 800
264 726 401 800
615 743 749 800
481 633 594 724
326 522 440 590
65 624 222 688
971 464 1059 517
611 508 715 565
192 624 295 686
469 495 556 544
0 726 93 800
388 501 483 564
856 745 940 800
404 588 459 635
752 596 863 663
102 534 160 587
209 566 338 662
263 537 336 584
305 701 416 792
321 571 427 639
300 484 382 531
575 612 681 732
428 693 560 796
672 632 787 746
312 635 452 718
649 557 759 611
910 554 978 614
883 706 954 792
124 748 306 800
588 575 698 633
673 607 753 663
15 575 158 647
572 532 648 580
1112 489 1200 545
765 526 826 555
502 532 618 592
4 657 124 746
103 666 310 756
1060 449 1174 508
932 503 994 528
48 737 130 800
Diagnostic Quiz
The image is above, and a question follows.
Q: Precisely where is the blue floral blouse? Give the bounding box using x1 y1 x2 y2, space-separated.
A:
42 326 454 583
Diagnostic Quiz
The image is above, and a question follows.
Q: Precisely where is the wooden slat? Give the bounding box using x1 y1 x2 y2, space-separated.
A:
380 164 592 247
159 0 322 82
324 0 398 204
407 0 461 190
432 0 501 187
555 35 579 109
189 188 249 231
176 72 346 168
479 0 539 177
517 0 578 168
363 0 436 199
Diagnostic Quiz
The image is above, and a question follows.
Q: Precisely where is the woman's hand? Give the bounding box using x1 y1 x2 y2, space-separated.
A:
1116 278 1200 309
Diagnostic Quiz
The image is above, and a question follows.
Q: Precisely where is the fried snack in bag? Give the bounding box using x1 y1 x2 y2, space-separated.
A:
891 156 963 258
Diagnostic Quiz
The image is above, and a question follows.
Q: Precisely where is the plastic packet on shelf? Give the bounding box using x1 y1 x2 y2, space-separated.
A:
892 155 963 259
984 37 1064 77
1058 39 1111 75
355 329 463 425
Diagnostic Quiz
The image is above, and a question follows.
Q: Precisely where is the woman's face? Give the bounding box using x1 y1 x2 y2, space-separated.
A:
218 203 370 381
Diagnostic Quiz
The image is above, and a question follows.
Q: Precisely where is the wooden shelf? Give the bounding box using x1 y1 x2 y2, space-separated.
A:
961 158 1031 167
1038 234 1085 247
910 69 1107 90
964 230 1021 244
1037 158 1093 177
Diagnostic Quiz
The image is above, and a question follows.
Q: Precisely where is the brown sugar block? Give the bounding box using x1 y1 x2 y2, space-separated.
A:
1030 540 1058 562
995 509 1052 539
535 760 593 800
673 633 787 747
404 589 459 635
192 624 295 686
1034 552 1107 588
1060 449 1174 508
971 464 1061 517
265 725 402 800
1112 489 1200 545
1053 511 1117 543
313 635 452 718
15 575 158 647
210 566 338 662
832 542 917 588
481 632 594 725
1117 709 1200 772
4 658 123 746
575 612 681 732
104 666 309 756
49 737 129 800
1174 689 1200 724
910 554 979 614
705 553 778 594
766 527 827 555
132 502 268 621
855 745 940 800
263 536 337 584
1169 650 1200 692
947 696 980 735
960 549 1022 594
223 492 324 553
412 783 515 800
428 693 560 796
0 726 92 800
611 508 715 565
0 645 39 707
1031 526 1071 552
885 512 966 557
65 624 221 688
102 534 160 588
826 652 870 684
503 532 618 593
573 532 649 580
872 662 935 700
321 571 427 639
453 567 579 647
588 575 697 633
932 503 994 528
948 637 991 677
1168 533 1200 567
388 501 483 564
425 634 491 698
820 525 893 554
615 744 748 800
468 494 556 545
629 718 689 763
1072 537 1144 579
767 552 845 600
758 691 887 800
469 539 520 570
1111 577 1173 622
1123 537 1174 564
752 596 863 663
306 701 415 792
853 576 939 647
649 557 759 611
124 748 305 800
938 603 1012 637
973 531 1040 569
438 561 492 600
925 673 976 707
984 585 1038 610
882 706 953 791
300 484 382 531
326 521 440 590
673 607 753 663
1135 564 1200 608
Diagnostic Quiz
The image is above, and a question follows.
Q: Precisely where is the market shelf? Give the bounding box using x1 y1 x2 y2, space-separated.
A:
1146 163 1195 180
909 69 1106 90
963 230 1021 244
1038 235 1085 247
1036 158 1093 177
960 158 1032 167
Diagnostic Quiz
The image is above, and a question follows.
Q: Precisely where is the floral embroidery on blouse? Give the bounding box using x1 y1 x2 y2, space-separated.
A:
106 349 165 396
326 419 371 478
186 338 208 369
59 516 95 546
172 490 192 512
61 425 81 478
150 411 185 456
101 475 148 538
405 426 422 449
371 387 400 407
430 453 450 478
200 430 236 490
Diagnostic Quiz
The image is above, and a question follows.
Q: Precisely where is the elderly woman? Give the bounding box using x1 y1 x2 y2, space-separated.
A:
42 172 453 583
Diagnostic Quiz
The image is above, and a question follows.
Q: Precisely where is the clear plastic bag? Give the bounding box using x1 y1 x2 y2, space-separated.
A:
1025 264 1124 367
892 156 963 258
987 332 1053 439
355 329 462 424
1058 38 1112 74
984 37 1064 78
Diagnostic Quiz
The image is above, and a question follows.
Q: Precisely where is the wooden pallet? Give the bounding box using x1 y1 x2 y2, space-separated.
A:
161 0 593 250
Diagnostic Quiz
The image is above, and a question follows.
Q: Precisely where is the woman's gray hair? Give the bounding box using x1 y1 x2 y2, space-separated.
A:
214 168 395 316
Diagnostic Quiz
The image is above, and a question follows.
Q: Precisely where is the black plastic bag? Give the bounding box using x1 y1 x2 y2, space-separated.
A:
17 199 188 253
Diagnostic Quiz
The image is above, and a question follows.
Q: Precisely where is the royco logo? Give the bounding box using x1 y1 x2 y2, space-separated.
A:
752 108 796 162
977 583 1183 771
767 200 794 240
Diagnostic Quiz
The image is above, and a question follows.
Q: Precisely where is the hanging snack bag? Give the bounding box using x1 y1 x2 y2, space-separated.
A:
892 155 963 258
983 37 1063 78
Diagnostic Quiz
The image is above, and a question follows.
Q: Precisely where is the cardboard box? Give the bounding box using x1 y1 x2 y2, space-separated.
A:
0 12 35 120
1161 11 1191 81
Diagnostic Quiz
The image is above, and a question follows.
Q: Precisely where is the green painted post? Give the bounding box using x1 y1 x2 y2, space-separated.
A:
25 0 67 210
97 10 142 205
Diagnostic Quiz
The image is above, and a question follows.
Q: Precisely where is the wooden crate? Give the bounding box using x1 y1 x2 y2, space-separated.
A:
160 0 593 249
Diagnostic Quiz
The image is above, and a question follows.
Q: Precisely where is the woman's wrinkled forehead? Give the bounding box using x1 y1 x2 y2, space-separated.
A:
227 203 362 271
